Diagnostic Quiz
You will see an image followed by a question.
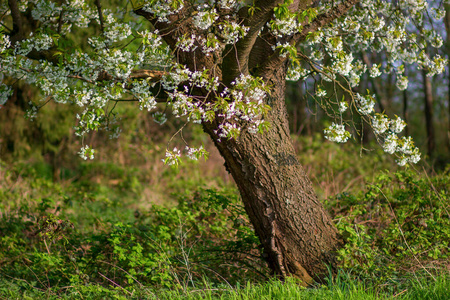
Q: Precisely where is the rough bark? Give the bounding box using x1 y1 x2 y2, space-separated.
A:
203 64 342 284
133 0 358 284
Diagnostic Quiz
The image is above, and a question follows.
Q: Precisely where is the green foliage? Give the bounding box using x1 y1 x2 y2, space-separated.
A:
1 139 449 298
0 163 265 294
293 133 400 199
330 169 450 288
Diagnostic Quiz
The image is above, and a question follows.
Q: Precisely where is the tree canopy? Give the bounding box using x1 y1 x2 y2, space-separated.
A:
0 0 447 164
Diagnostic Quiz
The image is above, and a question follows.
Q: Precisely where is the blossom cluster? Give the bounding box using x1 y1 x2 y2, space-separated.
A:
324 90 419 165
217 74 270 138
369 110 420 166
324 123 351 143
162 145 209 167
0 34 11 53
131 80 157 111
1 0 444 167
0 83 13 107
142 0 184 23
193 6 218 30
270 15 299 37
78 145 95 160
291 0 446 96
355 93 376 116
217 21 249 44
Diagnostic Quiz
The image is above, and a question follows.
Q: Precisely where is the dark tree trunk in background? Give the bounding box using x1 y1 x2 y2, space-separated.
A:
286 81 307 135
362 52 388 112
403 89 409 137
422 69 435 158
296 81 307 135
203 65 342 284
445 3 450 153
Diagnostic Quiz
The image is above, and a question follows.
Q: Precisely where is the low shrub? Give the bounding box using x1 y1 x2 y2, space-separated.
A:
0 164 266 293
329 168 450 290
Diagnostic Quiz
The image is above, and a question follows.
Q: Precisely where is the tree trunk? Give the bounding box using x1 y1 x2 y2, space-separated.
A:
422 69 435 158
445 3 450 153
134 0 358 284
203 64 342 285
403 88 409 137
286 81 307 135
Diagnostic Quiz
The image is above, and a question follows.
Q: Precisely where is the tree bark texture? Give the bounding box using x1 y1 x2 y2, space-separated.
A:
203 65 342 284
135 0 358 283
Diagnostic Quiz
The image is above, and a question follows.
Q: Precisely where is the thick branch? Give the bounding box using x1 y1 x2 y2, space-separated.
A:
222 0 285 85
95 0 105 34
129 69 166 80
8 0 24 43
134 4 220 81
256 0 359 79
293 0 359 45
134 5 188 50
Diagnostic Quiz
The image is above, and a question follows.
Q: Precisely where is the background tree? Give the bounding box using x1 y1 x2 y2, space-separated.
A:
0 0 446 283
444 2 450 153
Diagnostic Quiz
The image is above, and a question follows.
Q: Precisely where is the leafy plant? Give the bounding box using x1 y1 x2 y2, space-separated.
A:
331 168 450 289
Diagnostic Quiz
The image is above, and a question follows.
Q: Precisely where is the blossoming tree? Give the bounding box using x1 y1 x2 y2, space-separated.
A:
0 0 446 283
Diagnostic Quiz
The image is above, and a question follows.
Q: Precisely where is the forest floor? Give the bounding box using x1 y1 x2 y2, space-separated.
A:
1 135 449 299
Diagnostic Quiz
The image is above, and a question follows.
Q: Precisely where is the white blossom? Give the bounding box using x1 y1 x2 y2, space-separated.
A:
383 134 397 154
193 8 218 30
396 75 408 90
163 147 182 166
339 101 348 113
270 15 298 37
431 8 446 20
0 34 11 53
324 123 351 143
177 34 198 52
78 145 95 160
355 93 376 115
316 88 326 98
143 0 184 22
390 116 406 134
372 114 390 134
185 146 207 161
369 65 381 78
218 0 237 10
0 83 12 107
332 53 354 76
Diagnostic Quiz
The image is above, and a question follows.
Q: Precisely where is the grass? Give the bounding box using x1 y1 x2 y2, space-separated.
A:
1 274 449 300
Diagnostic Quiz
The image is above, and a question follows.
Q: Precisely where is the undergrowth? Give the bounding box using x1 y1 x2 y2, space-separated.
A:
0 158 449 298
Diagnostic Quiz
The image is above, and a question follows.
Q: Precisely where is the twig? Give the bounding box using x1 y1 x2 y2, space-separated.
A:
422 166 450 218
0 21 12 32
98 272 132 295
57 9 65 34
375 186 436 281
393 288 408 298
95 0 105 34
43 238 51 254
98 260 145 288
